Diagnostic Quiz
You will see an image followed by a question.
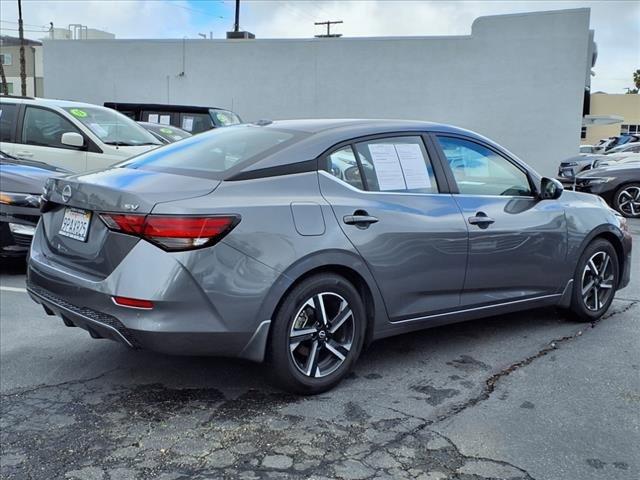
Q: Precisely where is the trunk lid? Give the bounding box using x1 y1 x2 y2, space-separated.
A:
38 167 220 279
46 166 220 213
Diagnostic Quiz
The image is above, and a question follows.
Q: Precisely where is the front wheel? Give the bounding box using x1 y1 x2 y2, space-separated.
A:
564 239 619 322
267 273 366 394
613 183 640 218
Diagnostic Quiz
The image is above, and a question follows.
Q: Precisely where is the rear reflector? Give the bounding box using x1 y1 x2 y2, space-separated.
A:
112 296 154 309
99 214 240 251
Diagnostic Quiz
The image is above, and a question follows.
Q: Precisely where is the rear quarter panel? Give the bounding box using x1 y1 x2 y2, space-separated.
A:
151 171 390 337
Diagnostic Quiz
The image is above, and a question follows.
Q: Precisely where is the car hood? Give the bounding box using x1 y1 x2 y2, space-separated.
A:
0 163 69 194
577 163 640 178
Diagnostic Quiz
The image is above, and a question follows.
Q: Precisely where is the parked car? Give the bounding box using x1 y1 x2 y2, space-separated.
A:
592 152 640 169
0 150 69 257
27 120 632 393
138 122 192 144
579 145 595 154
557 142 640 183
0 96 162 173
573 160 640 218
104 102 242 134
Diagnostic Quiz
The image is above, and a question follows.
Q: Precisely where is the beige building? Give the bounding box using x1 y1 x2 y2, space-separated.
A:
0 36 43 97
583 93 640 145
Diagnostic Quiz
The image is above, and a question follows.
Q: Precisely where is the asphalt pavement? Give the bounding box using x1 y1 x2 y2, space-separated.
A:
1 219 638 480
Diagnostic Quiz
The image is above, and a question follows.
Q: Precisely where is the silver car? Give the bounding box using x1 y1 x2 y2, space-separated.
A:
27 120 633 393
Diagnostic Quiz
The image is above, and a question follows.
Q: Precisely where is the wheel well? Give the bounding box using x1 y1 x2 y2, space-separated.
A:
271 265 377 346
592 232 625 287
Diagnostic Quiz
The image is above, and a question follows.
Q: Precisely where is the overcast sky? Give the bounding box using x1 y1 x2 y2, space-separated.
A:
0 0 638 93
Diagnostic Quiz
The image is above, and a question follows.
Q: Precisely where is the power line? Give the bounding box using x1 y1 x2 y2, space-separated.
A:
166 0 226 20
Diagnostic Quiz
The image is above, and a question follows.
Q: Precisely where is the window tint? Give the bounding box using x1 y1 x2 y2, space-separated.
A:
326 146 365 190
0 102 17 142
180 113 213 133
124 125 305 179
22 107 83 149
354 136 438 193
437 136 533 196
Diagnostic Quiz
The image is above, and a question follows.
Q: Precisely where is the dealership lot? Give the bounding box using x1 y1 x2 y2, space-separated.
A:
1 219 638 480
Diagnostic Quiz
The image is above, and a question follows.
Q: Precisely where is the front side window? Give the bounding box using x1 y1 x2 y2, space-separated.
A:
437 136 533 197
0 102 17 142
211 109 241 127
64 106 161 146
354 136 439 193
22 107 82 149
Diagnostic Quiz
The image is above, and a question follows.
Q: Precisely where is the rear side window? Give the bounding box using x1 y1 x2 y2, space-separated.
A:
327 146 365 190
123 125 304 179
353 136 439 193
22 106 83 149
0 102 17 142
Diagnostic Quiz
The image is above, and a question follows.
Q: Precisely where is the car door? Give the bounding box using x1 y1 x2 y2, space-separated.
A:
0 101 19 155
17 106 87 172
433 134 568 307
319 134 468 321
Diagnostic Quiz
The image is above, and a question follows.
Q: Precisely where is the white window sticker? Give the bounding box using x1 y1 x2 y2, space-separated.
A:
395 143 431 189
368 144 406 191
148 114 159 123
159 115 171 125
182 117 194 132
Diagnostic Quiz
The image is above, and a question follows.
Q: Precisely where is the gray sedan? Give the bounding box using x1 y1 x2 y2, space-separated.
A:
27 120 632 393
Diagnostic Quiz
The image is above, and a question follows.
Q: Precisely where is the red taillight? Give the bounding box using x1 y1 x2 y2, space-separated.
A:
99 214 239 251
112 296 154 309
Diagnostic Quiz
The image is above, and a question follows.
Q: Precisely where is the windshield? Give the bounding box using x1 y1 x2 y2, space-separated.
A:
210 109 242 127
64 107 161 146
122 125 305 179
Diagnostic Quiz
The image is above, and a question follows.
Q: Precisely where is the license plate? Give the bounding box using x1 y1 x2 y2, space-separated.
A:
59 208 92 242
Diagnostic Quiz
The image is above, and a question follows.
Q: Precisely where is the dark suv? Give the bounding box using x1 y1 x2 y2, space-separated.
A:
103 103 242 134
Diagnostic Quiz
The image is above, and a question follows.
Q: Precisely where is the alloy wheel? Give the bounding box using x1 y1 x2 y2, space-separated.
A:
581 251 615 312
289 292 355 378
617 186 640 217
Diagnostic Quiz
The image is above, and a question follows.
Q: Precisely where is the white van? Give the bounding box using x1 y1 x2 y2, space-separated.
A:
0 96 162 172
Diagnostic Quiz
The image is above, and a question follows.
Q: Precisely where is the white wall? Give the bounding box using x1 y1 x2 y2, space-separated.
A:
43 8 592 175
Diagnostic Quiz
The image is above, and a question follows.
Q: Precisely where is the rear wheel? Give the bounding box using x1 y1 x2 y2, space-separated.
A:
564 239 619 322
613 183 640 218
267 273 366 394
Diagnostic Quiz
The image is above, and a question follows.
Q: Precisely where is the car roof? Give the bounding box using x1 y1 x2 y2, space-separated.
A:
0 96 108 110
241 119 521 174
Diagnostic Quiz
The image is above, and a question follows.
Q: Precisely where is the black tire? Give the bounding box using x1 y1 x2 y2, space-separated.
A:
267 273 366 394
564 238 619 322
613 183 640 218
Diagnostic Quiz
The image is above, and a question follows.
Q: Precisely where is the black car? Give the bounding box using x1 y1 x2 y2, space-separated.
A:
137 122 192 144
573 159 640 218
104 102 242 134
0 151 69 257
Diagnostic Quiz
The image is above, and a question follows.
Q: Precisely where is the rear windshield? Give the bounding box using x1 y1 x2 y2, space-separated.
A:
122 125 306 179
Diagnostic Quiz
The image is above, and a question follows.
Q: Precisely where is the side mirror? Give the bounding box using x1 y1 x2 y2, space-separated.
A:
539 177 563 200
61 132 85 148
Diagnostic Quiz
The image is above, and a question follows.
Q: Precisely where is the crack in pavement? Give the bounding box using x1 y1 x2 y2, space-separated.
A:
429 301 638 426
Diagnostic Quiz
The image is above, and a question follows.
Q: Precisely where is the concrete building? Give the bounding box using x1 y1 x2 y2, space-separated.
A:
582 93 640 145
43 8 595 175
0 36 43 96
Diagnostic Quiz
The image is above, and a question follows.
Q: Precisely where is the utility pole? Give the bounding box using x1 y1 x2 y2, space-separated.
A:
315 20 343 38
17 0 27 96
234 0 240 33
0 60 8 96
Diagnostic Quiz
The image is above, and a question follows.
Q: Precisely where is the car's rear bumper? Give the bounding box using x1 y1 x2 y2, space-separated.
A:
27 230 274 361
